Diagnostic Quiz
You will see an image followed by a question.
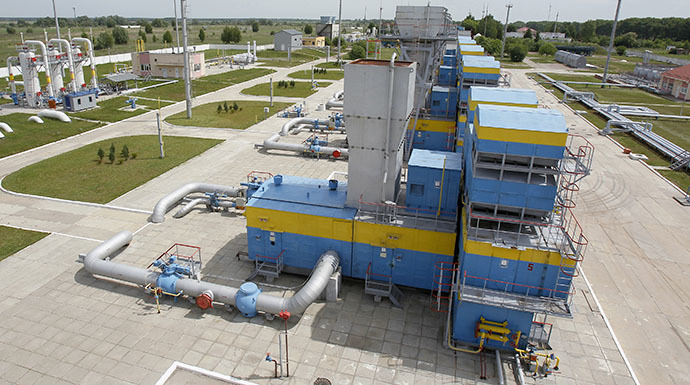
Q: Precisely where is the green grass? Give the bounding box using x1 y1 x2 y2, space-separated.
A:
259 61 308 68
658 170 690 193
0 226 49 262
316 62 345 69
68 96 173 122
288 69 344 80
134 68 275 101
0 113 103 159
166 100 293 129
242 81 331 98
3 135 222 204
527 55 556 64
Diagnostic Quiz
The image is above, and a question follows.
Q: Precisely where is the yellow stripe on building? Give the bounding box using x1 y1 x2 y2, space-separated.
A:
460 51 485 56
468 100 537 111
354 221 456 256
475 124 567 146
407 118 457 133
245 207 353 243
462 66 500 74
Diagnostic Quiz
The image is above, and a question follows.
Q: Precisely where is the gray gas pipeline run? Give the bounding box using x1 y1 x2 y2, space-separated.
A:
81 231 339 317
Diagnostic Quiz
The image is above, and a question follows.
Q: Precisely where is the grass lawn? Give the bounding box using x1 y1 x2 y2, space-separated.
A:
69 96 173 122
658 170 690 193
0 226 49 262
3 135 222 204
242 81 331 98
134 68 275 101
288 69 344 80
166 100 294 129
0 113 103 159
316 62 345 69
527 55 556 64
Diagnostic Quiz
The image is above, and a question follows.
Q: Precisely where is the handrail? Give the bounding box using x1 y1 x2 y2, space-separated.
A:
255 250 285 262
365 262 392 280
147 243 202 268
462 271 575 297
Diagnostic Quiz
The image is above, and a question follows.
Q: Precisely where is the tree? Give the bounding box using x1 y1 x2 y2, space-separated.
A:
152 19 167 28
289 80 295 88
95 31 114 50
6 27 16 34
152 35 158 42
233 102 239 111
538 42 557 56
121 145 129 159
367 22 376 33
81 31 88 38
304 24 313 34
217 104 223 113
162 30 173 44
108 143 116 164
616 46 627 56
252 21 259 32
614 32 638 48
509 45 527 62
223 101 229 112
97 148 105 163
138 30 147 43
229 26 242 42
198 28 205 42
112 26 128 44
348 42 366 59
145 23 153 34
523 29 533 39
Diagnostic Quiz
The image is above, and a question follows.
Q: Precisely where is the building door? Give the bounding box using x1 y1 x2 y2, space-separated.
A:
162 68 167 78
175 68 180 78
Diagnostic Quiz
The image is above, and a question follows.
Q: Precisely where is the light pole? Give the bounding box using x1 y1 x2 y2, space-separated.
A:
602 0 623 84
173 0 181 54
181 0 192 118
337 0 343 63
499 4 513 59
52 0 61 39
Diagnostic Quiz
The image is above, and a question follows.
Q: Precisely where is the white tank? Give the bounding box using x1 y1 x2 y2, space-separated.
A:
72 47 85 88
48 47 64 94
19 51 41 106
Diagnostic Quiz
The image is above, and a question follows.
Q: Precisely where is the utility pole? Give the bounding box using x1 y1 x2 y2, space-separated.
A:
483 4 488 36
602 0 623 84
157 112 165 158
547 3 551 23
181 0 192 118
337 0 343 63
52 0 61 40
378 0 383 37
499 4 513 59
553 12 559 33
72 7 76 19
173 0 181 54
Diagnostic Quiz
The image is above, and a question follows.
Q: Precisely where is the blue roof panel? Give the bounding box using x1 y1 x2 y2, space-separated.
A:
469 87 538 106
476 104 567 133
462 56 500 69
409 149 463 171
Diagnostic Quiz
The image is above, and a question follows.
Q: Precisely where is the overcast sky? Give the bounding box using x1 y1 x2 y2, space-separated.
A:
6 0 690 22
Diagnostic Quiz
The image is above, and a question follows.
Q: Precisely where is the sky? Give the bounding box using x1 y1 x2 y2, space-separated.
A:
6 0 690 23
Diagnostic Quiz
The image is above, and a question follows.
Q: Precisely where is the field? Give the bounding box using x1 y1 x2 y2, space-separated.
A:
242 81 331 98
0 113 103 159
2 135 222 203
288 69 344 80
166 100 293 129
256 48 326 67
69 96 173 122
134 68 274 101
0 226 49 262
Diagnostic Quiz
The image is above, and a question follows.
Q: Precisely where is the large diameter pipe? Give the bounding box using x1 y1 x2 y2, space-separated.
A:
83 232 340 316
382 53 396 202
151 183 241 223
326 90 345 109
6 57 18 94
496 350 505 385
49 39 76 93
255 251 339 314
24 40 54 98
263 133 349 158
71 38 97 89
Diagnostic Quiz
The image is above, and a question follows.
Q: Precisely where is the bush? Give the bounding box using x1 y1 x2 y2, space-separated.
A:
138 30 146 43
251 22 259 32
198 28 205 42
131 153 137 159
152 35 157 42
221 26 241 43
95 31 114 50
509 45 527 62
120 145 129 160
223 101 229 112
233 102 239 111
108 143 116 164
538 42 557 56
162 30 173 44
152 19 167 28
6 27 16 35
289 80 295 88
112 26 128 45
348 43 366 60
145 23 153 34
217 104 223 113
304 24 313 34
616 45 627 56
97 148 105 163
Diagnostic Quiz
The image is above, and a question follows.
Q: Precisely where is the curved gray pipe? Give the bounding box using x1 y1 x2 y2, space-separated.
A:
83 231 340 316
151 183 240 223
326 90 344 109
263 133 349 158
173 197 240 219
49 39 76 92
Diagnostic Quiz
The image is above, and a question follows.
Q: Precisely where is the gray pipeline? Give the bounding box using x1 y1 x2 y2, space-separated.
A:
151 183 241 223
82 231 339 316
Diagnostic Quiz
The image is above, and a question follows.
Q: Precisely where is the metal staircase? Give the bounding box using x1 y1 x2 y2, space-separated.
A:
670 150 690 170
251 250 285 282
364 263 404 307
